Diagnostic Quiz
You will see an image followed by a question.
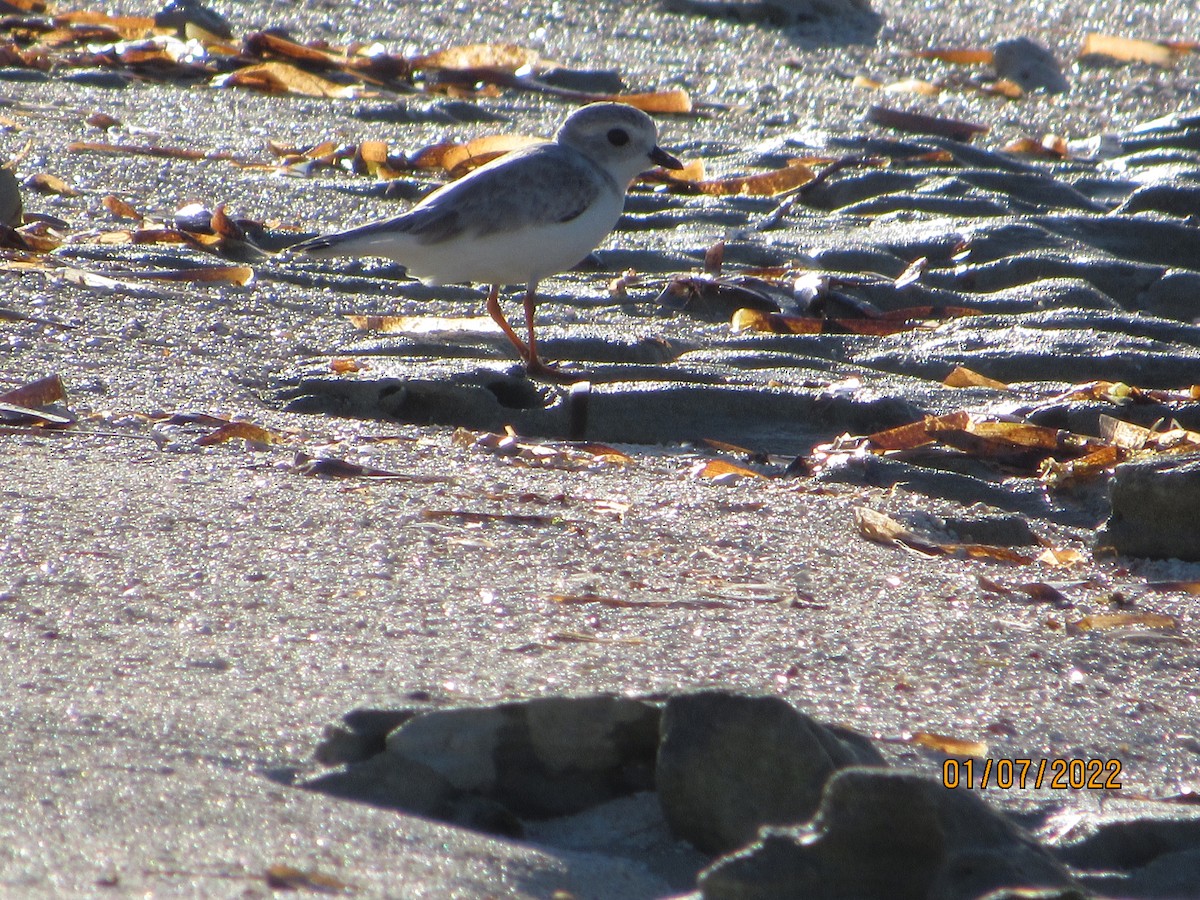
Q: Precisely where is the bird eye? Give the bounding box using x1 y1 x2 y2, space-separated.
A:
607 128 630 147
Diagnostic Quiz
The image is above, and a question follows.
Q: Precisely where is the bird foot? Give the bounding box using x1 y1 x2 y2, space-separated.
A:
523 356 587 384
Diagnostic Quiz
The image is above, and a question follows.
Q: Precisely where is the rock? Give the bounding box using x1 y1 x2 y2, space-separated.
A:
305 695 660 831
1097 454 1200 560
841 192 1012 218
698 768 1082 900
536 67 626 94
655 691 885 855
825 169 1103 217
385 695 661 818
832 275 1119 316
992 37 1070 94
956 171 1102 212
314 708 418 766
154 0 234 39
521 792 711 892
1120 848 1200 897
929 254 1160 304
1055 811 1200 869
661 0 875 28
1055 814 1200 898
800 169 922 210
767 0 875 22
0 69 49 84
1079 847 1200 898
969 278 1119 313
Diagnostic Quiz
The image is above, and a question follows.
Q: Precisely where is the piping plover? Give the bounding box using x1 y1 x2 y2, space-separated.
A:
292 102 682 378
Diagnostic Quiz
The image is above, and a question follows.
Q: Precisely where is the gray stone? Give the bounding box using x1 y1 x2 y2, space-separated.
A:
1080 847 1200 898
306 695 662 831
385 695 661 818
698 768 1081 900
658 275 781 321
1055 813 1200 870
1056 814 1200 898
925 254 1160 303
881 276 1117 315
956 171 1103 212
314 708 418 766
154 0 234 38
1036 213 1200 273
662 0 875 27
536 67 627 94
1138 846 1200 890
840 192 1012 218
766 0 875 22
62 71 131 89
1097 454 1200 560
656 691 885 855
992 37 1070 94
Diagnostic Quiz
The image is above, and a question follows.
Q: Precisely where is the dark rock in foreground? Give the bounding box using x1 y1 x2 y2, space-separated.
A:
697 768 1083 900
385 694 661 818
656 691 886 855
992 37 1070 94
1097 453 1200 560
302 693 1200 898
303 695 662 830
1059 814 1200 898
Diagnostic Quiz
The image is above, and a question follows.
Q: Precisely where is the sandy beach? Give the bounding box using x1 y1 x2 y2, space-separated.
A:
4 0 1200 896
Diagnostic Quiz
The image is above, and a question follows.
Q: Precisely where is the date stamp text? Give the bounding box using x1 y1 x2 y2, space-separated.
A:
942 758 1122 790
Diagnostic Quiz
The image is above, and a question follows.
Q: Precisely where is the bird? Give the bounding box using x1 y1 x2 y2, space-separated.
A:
291 102 683 379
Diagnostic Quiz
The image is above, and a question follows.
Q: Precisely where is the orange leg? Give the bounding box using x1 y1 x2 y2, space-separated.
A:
484 284 531 363
521 283 575 380
485 283 575 381
522 284 546 372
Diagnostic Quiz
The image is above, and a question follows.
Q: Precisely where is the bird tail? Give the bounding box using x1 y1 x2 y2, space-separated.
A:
290 218 409 259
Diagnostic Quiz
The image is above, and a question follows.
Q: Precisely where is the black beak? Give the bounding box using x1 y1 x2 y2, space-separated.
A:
650 145 684 170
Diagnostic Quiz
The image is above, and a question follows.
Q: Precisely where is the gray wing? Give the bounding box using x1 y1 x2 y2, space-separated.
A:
301 144 615 251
